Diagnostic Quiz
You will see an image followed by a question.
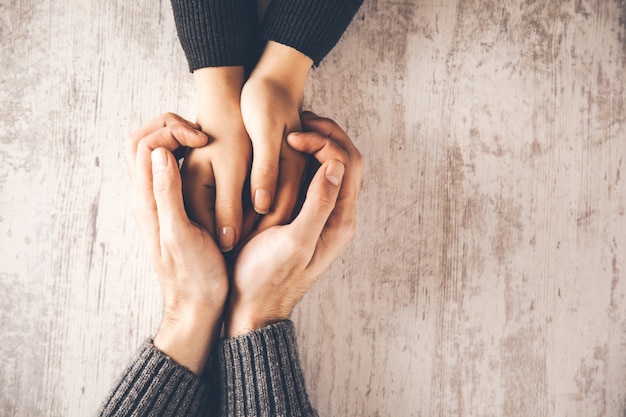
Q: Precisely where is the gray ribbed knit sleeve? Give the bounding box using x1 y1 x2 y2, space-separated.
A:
216 320 318 417
98 341 209 417
170 0 258 71
261 0 364 66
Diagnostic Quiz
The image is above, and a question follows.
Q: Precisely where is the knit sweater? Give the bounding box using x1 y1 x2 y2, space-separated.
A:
98 320 317 417
170 0 364 70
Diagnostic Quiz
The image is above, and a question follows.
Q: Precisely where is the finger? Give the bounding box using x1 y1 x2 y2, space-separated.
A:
254 144 307 233
213 158 248 252
130 191 160 264
181 158 217 238
300 112 359 156
131 125 200 210
126 116 208 177
286 131 362 202
248 126 283 214
290 160 345 251
151 148 189 245
129 113 199 148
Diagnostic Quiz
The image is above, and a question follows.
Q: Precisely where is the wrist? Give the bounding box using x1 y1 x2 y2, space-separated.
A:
154 305 224 374
250 41 312 101
224 304 291 338
194 66 246 136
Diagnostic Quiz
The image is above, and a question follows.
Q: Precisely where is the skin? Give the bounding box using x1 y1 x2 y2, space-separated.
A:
181 66 250 252
126 111 363 374
226 112 364 336
181 41 314 252
126 113 228 374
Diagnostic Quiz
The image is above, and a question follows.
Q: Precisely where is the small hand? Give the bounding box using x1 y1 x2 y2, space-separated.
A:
240 41 313 233
182 67 251 252
226 112 364 337
126 113 229 374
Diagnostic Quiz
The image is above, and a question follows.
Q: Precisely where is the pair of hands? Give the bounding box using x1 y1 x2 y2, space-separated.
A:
183 41 314 252
126 111 363 374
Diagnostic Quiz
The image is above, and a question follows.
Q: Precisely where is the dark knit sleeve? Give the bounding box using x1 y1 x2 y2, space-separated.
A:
98 341 210 417
216 320 318 417
170 0 258 71
261 0 364 66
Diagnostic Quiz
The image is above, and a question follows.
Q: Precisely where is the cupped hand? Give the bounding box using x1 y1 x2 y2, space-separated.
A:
225 112 364 337
126 113 229 374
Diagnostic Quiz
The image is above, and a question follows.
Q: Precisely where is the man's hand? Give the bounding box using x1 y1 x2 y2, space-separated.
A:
225 112 364 337
126 113 229 374
240 41 313 232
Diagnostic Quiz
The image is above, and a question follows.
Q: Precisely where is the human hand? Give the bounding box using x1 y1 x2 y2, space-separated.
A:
181 66 251 252
225 112 364 337
126 113 229 374
240 41 313 233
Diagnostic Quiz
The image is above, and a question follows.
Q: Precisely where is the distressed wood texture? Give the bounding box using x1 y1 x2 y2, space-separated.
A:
1 0 625 416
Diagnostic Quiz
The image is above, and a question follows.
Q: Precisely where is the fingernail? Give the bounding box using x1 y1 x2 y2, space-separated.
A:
325 161 345 186
151 148 168 172
254 189 271 214
219 226 236 252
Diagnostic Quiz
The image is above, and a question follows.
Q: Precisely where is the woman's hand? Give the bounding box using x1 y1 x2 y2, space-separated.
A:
240 41 313 233
126 113 229 374
225 112 364 337
181 66 251 252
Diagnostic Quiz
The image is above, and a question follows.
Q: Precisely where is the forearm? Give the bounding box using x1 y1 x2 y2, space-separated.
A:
216 321 318 417
98 341 210 417
261 0 364 66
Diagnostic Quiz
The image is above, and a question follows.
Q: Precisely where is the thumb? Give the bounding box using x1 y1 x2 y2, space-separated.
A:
151 148 189 240
290 160 345 247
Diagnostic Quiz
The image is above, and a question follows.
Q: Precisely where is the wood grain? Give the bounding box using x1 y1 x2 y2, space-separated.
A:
1 0 625 416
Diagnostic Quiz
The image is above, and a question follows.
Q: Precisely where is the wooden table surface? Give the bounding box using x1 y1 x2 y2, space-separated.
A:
1 1 625 416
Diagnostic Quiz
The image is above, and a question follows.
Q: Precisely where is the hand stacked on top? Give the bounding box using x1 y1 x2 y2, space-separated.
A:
182 41 313 253
126 110 363 374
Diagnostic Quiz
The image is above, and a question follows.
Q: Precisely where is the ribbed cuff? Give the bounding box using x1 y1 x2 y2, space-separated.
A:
170 0 258 71
216 320 317 417
261 0 364 66
98 341 209 417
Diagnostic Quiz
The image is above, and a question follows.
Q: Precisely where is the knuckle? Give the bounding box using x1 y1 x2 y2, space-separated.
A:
170 121 188 138
162 112 178 124
352 148 364 169
136 136 151 155
159 229 180 249
338 216 357 241
316 195 337 214
152 176 173 195
254 160 280 180
214 199 239 215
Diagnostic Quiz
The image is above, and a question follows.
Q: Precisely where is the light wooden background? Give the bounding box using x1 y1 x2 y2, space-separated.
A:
1 0 625 416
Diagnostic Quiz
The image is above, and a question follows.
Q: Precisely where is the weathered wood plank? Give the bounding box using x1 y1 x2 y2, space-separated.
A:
1 0 624 416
